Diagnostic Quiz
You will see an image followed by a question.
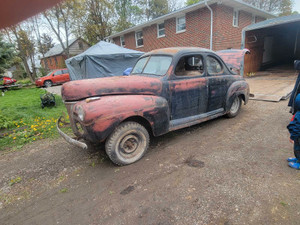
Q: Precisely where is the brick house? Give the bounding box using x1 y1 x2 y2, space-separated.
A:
41 38 90 70
107 0 274 52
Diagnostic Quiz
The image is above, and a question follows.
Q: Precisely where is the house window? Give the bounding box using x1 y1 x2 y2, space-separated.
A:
135 31 143 47
252 15 256 24
233 10 239 27
54 57 58 66
176 15 186 33
157 22 165 38
120 36 125 47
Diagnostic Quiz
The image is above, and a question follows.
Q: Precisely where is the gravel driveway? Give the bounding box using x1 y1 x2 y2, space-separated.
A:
44 85 62 96
1 100 299 225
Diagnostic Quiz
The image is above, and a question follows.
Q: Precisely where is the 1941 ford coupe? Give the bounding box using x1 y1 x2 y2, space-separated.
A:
57 47 249 166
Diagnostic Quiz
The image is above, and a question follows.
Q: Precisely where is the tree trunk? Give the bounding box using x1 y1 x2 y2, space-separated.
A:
21 56 34 82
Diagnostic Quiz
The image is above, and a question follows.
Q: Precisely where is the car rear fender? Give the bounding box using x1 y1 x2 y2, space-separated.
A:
76 95 170 143
225 81 249 111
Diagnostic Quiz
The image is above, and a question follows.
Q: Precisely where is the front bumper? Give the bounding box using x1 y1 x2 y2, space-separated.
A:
56 116 87 149
35 80 43 87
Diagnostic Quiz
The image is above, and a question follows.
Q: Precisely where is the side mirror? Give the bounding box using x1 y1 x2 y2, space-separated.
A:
52 74 55 76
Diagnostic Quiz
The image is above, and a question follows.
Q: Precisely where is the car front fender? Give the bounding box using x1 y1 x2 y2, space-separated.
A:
74 95 170 143
225 81 249 111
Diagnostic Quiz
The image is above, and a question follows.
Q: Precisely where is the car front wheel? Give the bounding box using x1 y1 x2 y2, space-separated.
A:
44 80 52 88
105 121 150 166
227 96 242 118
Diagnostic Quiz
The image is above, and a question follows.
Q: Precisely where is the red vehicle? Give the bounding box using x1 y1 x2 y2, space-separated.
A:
0 75 17 86
35 68 70 87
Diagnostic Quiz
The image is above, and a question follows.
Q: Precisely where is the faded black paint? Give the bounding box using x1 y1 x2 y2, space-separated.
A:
61 47 249 145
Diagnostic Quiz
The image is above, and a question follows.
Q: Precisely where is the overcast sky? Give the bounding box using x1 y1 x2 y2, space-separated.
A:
294 0 300 13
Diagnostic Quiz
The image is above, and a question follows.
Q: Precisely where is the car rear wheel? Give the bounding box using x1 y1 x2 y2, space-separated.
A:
44 80 52 88
227 96 242 118
105 121 150 166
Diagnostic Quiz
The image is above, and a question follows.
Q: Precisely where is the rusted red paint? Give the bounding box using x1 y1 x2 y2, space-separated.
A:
170 77 207 91
62 76 163 101
217 49 250 73
60 47 250 148
72 95 169 142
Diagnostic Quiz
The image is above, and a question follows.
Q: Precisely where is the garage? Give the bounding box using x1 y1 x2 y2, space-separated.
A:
242 14 300 101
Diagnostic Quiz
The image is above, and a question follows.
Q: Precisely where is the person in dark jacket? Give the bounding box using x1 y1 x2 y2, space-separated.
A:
287 94 300 169
288 60 300 114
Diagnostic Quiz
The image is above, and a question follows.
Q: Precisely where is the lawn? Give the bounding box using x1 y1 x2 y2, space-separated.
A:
0 87 67 151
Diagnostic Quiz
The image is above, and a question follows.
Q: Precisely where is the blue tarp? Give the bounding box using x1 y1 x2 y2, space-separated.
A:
66 41 144 80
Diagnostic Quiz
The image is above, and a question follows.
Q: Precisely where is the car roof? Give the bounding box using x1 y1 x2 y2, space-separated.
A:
143 47 215 57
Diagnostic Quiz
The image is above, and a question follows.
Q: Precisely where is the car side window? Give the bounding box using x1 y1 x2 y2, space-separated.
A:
175 55 204 77
63 69 69 74
207 56 223 75
54 70 62 76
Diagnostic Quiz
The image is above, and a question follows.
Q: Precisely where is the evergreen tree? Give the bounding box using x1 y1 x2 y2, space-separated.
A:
0 35 15 73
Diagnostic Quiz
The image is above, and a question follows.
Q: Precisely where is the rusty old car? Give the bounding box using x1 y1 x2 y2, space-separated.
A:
57 47 250 166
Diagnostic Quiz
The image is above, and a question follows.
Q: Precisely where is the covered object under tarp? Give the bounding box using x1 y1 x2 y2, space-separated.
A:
66 41 144 80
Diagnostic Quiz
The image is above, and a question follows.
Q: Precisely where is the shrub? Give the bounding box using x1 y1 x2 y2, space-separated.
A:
0 112 14 129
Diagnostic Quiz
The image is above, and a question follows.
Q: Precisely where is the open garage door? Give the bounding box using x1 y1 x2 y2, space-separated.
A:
241 14 300 102
242 14 300 75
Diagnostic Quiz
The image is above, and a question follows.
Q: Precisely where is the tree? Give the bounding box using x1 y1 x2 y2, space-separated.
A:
186 0 200 6
38 34 54 57
148 0 169 19
83 0 114 43
0 35 15 74
114 0 144 31
139 0 169 21
17 29 37 81
43 0 76 58
115 0 132 31
242 0 294 15
168 0 183 12
279 0 293 16
7 26 35 82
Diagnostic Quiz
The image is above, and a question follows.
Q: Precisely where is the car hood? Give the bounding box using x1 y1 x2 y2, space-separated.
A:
37 75 50 80
61 75 163 101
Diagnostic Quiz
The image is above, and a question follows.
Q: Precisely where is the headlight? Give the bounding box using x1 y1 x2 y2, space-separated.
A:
76 105 85 121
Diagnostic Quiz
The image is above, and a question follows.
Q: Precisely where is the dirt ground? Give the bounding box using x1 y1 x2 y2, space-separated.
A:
1 100 300 225
246 66 297 102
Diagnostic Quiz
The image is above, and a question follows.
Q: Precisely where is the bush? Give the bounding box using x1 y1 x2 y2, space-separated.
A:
16 79 32 85
0 112 13 129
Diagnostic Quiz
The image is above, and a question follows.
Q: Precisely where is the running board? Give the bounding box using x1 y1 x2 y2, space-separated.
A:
169 108 225 131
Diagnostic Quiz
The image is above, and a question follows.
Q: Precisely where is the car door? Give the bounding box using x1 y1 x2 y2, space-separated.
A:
52 70 64 84
61 69 70 82
169 54 208 120
205 55 235 112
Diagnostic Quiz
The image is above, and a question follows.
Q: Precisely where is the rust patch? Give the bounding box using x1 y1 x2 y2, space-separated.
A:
62 76 163 101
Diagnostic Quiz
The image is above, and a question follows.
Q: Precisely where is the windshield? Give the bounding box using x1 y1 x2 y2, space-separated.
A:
132 56 172 76
45 71 53 77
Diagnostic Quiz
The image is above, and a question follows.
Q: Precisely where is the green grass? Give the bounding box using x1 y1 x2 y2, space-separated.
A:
0 87 67 151
16 78 32 85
